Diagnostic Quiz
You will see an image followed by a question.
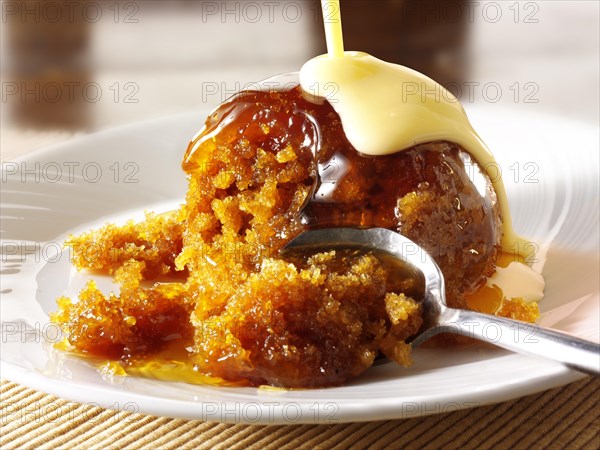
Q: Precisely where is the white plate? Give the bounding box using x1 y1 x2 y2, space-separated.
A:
1 107 598 424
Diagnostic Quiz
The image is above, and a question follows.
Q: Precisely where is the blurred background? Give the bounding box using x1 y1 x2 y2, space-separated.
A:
1 0 598 160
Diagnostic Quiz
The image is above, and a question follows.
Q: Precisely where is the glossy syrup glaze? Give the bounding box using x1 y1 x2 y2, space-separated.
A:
184 86 501 306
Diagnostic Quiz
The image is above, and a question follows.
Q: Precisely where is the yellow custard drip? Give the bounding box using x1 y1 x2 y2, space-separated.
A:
300 1 527 255
321 0 344 57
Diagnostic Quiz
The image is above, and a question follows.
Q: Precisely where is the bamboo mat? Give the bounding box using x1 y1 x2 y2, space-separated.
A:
1 377 599 449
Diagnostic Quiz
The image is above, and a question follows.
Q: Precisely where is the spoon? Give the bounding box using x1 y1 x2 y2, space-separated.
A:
283 227 600 376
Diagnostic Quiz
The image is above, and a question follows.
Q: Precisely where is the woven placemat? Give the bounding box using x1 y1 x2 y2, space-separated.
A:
1 377 598 449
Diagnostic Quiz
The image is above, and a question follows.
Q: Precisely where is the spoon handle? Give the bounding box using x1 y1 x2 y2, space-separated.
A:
439 309 600 376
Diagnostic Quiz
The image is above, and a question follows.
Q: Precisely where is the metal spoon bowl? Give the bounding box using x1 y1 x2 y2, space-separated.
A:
283 227 600 376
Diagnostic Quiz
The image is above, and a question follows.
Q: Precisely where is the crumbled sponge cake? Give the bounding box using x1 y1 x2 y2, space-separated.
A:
67 212 184 279
190 252 422 387
51 260 193 360
53 86 538 387
497 297 540 323
54 249 422 387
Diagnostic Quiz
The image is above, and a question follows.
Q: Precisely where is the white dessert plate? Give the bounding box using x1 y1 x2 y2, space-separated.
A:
1 106 598 424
